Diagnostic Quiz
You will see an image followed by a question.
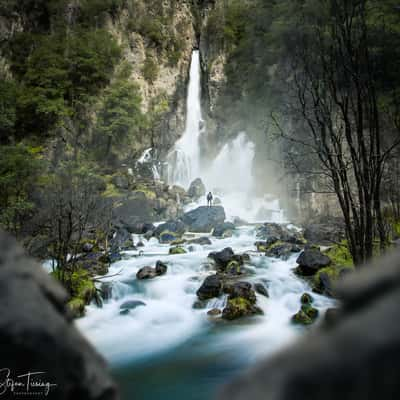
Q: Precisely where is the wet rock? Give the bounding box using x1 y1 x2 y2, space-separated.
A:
136 266 158 280
188 236 212 245
224 281 257 304
196 274 223 300
155 261 168 275
226 260 242 275
193 300 207 309
254 283 269 298
155 220 186 238
159 231 178 243
110 227 132 252
207 308 222 316
136 240 145 247
208 247 235 269
182 206 226 233
188 178 206 199
296 248 331 276
256 223 304 244
265 242 302 260
120 300 146 310
222 298 263 320
119 309 130 315
213 222 236 238
300 292 313 305
169 246 187 255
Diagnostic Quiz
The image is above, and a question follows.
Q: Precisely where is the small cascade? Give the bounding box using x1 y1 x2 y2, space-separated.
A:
167 50 203 188
136 147 160 181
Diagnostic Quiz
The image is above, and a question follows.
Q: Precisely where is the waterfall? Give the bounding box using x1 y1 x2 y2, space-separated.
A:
167 50 203 188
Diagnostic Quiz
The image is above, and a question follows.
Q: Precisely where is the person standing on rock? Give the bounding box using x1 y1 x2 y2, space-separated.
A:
207 192 213 207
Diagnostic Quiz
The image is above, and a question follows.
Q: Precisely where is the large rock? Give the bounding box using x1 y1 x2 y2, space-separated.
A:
182 206 226 233
218 248 400 400
213 222 236 238
187 178 206 199
196 274 223 300
136 261 168 280
265 242 302 260
256 223 304 244
113 191 157 225
296 247 331 276
208 247 235 269
154 220 186 239
0 231 117 399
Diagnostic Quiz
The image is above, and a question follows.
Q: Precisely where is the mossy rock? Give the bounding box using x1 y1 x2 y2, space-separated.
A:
222 297 263 320
301 292 313 305
169 246 187 255
302 304 319 320
171 238 186 246
324 241 353 267
133 184 157 200
67 298 86 318
226 260 241 275
291 309 313 325
160 230 178 244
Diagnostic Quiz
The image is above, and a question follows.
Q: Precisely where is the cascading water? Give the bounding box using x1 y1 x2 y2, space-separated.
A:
167 50 204 188
166 50 284 222
77 49 334 400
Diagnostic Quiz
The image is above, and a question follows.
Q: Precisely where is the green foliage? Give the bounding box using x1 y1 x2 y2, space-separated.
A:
0 80 17 141
79 0 124 25
0 144 43 235
95 74 146 161
324 241 354 267
142 55 159 83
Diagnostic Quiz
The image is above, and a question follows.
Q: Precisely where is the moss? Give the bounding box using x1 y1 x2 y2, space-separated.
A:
102 182 123 198
169 246 187 255
133 185 156 200
67 298 86 318
324 241 353 267
171 238 186 246
226 260 241 274
292 310 313 325
301 304 319 320
301 292 313 305
229 297 250 311
160 230 178 243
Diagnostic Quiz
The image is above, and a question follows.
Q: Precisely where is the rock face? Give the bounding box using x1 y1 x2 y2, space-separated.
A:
196 274 223 300
218 248 400 400
296 248 331 276
182 206 226 233
188 178 206 199
0 230 117 399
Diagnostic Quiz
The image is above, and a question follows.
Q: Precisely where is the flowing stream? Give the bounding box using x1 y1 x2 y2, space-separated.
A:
77 51 334 399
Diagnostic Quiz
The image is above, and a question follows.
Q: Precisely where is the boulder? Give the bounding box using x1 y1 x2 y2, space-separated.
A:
300 292 313 305
254 283 269 298
169 246 187 255
196 274 223 300
136 266 158 280
213 222 236 238
155 261 168 275
136 261 168 279
0 231 118 399
119 300 146 310
265 242 302 260
296 248 331 276
222 298 263 320
188 236 212 245
159 231 178 243
155 220 186 239
75 252 109 276
207 308 222 316
187 178 206 199
113 191 157 225
224 281 257 304
182 206 226 233
208 247 235 269
256 223 304 244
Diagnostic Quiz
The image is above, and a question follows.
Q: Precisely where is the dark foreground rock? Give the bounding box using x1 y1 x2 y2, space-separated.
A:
0 230 117 399
295 247 331 276
136 261 168 280
196 274 223 300
208 247 248 273
182 206 226 233
218 248 400 400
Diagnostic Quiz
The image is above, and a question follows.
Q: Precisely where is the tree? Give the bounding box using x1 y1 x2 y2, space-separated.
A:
276 0 400 264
